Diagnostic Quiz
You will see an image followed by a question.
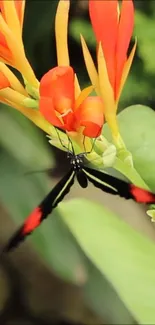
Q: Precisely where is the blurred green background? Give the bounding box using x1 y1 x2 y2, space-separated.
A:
1 1 155 324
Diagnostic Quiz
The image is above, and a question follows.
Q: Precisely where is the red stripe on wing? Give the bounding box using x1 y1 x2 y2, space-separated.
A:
130 184 155 203
22 207 42 235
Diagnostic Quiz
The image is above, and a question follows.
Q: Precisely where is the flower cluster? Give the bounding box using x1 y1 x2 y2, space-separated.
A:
0 0 135 155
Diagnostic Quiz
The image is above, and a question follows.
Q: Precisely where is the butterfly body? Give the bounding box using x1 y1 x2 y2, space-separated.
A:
2 149 155 254
69 152 88 188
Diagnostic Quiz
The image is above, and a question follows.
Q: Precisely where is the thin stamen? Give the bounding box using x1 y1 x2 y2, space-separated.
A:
60 108 72 117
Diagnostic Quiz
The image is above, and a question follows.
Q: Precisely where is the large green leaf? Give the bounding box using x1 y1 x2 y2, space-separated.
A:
103 105 155 190
83 260 135 324
39 214 88 284
61 198 155 324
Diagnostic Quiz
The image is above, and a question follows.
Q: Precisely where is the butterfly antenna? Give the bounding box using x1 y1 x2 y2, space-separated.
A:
90 138 97 153
67 135 75 155
55 128 68 151
83 137 97 155
83 135 86 153
24 168 53 177
84 128 101 155
54 128 74 156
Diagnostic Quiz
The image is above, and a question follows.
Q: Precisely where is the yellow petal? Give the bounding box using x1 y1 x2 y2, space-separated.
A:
116 39 137 106
0 13 22 58
74 85 93 110
0 14 38 88
19 0 26 29
0 96 8 105
55 0 70 66
0 62 27 95
117 1 120 19
0 87 29 106
74 73 81 99
8 101 54 135
80 34 100 95
1 97 53 135
0 57 10 65
2 1 21 40
106 114 119 139
16 57 39 88
97 42 115 111
98 43 119 137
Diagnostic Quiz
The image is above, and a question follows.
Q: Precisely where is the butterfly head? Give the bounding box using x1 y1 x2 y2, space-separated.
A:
69 153 85 171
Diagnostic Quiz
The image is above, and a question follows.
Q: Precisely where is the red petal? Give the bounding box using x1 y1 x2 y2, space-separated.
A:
115 0 134 98
40 97 64 128
0 71 10 89
89 0 118 89
82 121 102 138
39 66 75 115
77 96 104 137
63 111 77 132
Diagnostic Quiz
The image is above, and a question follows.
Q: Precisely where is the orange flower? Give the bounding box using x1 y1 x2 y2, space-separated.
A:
39 66 104 138
81 0 136 143
0 0 38 88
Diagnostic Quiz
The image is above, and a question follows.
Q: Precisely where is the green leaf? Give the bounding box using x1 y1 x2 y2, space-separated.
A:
83 261 135 324
39 214 88 285
60 198 155 324
103 105 155 190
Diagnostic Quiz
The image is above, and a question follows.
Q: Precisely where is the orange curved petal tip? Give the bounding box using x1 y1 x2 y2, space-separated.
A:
40 66 74 115
77 96 104 137
0 71 10 89
39 97 64 128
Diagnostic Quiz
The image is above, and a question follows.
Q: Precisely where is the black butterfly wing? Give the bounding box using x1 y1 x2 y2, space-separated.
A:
83 166 155 204
2 168 75 253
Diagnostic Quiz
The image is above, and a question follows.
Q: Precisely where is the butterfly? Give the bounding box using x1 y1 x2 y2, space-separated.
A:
2 136 155 253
